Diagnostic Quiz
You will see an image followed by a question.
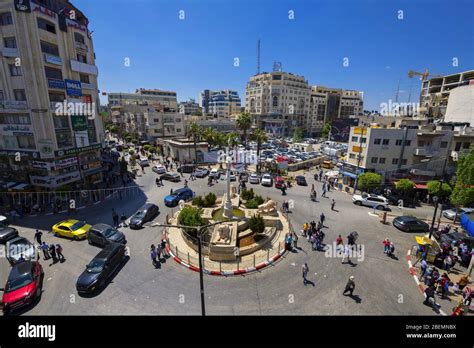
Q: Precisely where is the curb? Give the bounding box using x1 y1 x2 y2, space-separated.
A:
406 248 447 316
165 242 286 276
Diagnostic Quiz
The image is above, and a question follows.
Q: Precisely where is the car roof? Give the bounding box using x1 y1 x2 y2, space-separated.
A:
397 216 418 221
175 187 192 194
56 219 80 227
9 261 34 279
94 242 123 259
91 223 114 232
140 203 157 210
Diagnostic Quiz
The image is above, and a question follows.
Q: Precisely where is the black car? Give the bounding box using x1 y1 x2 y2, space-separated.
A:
76 243 127 294
295 175 307 186
129 203 159 229
392 216 429 232
88 223 126 247
439 232 474 249
177 164 196 174
160 173 181 182
0 226 18 244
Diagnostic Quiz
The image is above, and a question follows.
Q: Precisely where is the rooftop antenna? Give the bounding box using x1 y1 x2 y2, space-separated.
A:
395 78 401 103
256 39 261 74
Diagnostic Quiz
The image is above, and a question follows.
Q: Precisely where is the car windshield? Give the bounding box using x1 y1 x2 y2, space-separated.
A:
70 221 86 231
6 273 33 292
134 211 146 219
103 228 118 238
86 259 105 273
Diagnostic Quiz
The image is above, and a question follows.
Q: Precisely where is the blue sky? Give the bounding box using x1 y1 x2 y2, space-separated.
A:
73 0 474 111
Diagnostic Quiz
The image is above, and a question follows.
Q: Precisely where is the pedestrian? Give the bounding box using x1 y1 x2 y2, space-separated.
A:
424 285 436 306
342 244 351 264
302 263 309 285
112 209 119 227
303 223 309 237
170 188 174 195
156 243 163 260
41 242 50 260
336 234 343 246
383 238 390 254
150 244 158 268
49 243 57 263
343 276 355 296
56 244 65 262
320 212 325 227
35 229 43 245
331 199 336 211
293 232 298 249
285 233 293 251
160 239 168 257
120 213 128 227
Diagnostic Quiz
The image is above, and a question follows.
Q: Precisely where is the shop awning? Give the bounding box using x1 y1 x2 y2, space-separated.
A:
460 213 474 237
341 171 357 179
415 184 428 189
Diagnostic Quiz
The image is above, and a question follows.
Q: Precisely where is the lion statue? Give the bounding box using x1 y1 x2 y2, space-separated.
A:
217 224 231 242
257 199 277 215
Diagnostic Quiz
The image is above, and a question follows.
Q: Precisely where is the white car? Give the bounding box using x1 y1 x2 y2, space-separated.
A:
249 173 260 184
152 165 166 174
226 171 237 181
139 157 149 167
261 174 273 187
352 194 389 210
209 168 220 179
443 207 474 220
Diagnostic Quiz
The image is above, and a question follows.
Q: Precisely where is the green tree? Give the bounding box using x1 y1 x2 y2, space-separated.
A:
178 206 203 238
396 179 415 195
322 122 331 139
251 129 268 173
226 132 241 148
143 144 151 152
427 180 452 198
292 127 304 143
236 112 252 147
249 215 265 234
450 145 474 220
357 172 382 193
187 121 202 164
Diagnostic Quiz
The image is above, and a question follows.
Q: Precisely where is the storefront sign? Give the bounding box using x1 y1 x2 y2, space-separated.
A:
31 161 52 170
44 53 62 65
47 78 66 90
14 0 31 12
32 2 56 18
54 157 78 170
71 115 87 131
67 18 87 32
54 143 101 157
0 150 39 159
65 79 82 97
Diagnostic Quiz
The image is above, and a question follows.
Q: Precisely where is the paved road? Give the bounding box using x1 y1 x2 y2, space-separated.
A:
0 166 438 315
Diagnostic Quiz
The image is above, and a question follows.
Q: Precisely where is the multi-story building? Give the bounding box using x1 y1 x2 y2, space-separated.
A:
0 0 104 189
308 86 364 136
145 105 185 141
341 123 474 188
108 88 178 110
245 71 310 136
419 69 474 118
199 89 241 118
178 99 201 115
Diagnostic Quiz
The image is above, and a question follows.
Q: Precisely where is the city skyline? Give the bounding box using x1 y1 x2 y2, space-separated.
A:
74 0 474 110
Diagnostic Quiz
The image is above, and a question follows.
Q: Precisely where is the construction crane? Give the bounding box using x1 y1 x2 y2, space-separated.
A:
407 69 442 81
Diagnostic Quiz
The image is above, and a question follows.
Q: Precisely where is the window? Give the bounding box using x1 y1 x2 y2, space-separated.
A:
455 142 461 151
401 159 408 165
361 137 367 143
371 157 378 164
56 130 73 148
382 139 390 145
351 136 358 142
349 153 356 159
396 139 402 146
463 142 470 149
272 96 278 107
418 140 425 147
4 37 16 48
77 53 87 63
49 92 65 103
392 158 399 165
379 158 386 164
13 89 26 101
74 32 85 44
53 116 69 129
0 114 30 124
405 140 411 146
45 66 63 80
0 90 4 101
17 135 36 149
439 141 448 148
37 18 56 34
9 64 22 76
374 138 381 145
88 126 97 143
40 41 59 56
79 74 90 84
0 12 13 26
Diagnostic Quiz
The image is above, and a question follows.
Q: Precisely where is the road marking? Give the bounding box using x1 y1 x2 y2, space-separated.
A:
290 262 296 266
77 206 86 210
47 277 52 281
59 210 67 214
93 201 101 205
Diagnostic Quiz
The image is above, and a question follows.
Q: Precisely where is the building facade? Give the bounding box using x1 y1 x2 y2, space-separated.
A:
419 69 474 118
178 99 201 115
0 0 104 189
199 89 241 118
108 88 178 110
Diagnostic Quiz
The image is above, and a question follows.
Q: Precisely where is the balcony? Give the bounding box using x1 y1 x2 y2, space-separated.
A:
2 47 18 58
0 100 28 111
70 59 98 76
413 148 440 157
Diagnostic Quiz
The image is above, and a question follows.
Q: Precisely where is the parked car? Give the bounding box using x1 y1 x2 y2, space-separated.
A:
226 171 237 181
209 168 221 179
152 165 166 174
1 260 43 314
0 226 18 244
160 173 181 182
249 173 260 184
76 242 127 295
295 175 307 186
139 157 149 167
129 203 159 229
52 219 91 240
239 172 249 183
442 207 474 221
439 232 474 249
352 194 389 210
392 216 430 232
88 223 126 247
275 176 285 189
164 187 194 207
0 215 9 227
261 174 273 187
177 164 196 174
6 237 37 266
195 167 209 178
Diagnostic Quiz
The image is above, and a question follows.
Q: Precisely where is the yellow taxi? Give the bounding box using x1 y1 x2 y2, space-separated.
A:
52 219 91 240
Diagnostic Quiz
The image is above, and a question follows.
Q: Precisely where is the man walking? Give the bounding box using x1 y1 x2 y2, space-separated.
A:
56 244 65 262
150 244 159 268
419 259 428 280
341 244 351 264
331 199 336 211
320 212 325 227
112 209 119 227
302 263 309 285
49 243 58 263
424 285 436 306
343 276 355 296
41 242 50 260
34 229 43 245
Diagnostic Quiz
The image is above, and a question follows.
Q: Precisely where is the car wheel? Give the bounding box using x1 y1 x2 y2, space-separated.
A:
354 201 362 206
53 231 59 237
376 205 384 210
88 239 93 245
73 236 79 241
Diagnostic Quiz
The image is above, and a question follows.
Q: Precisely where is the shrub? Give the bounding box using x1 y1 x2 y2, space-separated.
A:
143 144 151 152
178 206 203 237
249 215 265 234
204 192 216 207
241 188 255 201
245 195 265 209
192 196 204 207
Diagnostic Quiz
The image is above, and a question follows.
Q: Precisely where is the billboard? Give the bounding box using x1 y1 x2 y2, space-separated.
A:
330 118 359 143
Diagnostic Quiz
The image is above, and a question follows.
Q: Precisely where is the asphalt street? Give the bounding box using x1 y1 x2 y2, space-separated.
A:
0 166 438 315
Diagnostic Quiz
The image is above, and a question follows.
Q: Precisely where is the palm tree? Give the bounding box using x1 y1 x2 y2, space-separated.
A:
236 112 252 148
202 127 218 147
226 131 241 148
187 121 202 164
251 129 268 173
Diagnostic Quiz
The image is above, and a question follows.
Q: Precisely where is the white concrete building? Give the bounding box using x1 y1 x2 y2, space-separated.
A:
444 83 474 126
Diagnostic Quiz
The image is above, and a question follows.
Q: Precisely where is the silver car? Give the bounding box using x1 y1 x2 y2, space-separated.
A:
442 207 473 220
6 236 37 265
